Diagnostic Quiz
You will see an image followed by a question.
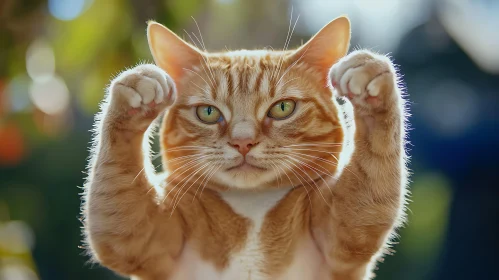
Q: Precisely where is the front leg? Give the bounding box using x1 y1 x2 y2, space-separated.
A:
320 50 408 279
82 64 183 279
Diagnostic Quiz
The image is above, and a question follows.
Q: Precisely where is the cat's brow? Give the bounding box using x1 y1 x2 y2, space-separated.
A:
186 96 217 106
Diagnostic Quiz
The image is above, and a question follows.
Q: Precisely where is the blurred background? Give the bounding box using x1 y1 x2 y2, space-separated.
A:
1 0 498 279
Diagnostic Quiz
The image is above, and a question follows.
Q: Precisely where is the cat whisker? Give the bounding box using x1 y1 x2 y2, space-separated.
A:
285 147 341 156
286 153 334 178
192 162 219 203
273 8 300 82
287 149 360 180
167 153 208 164
283 158 330 207
274 160 294 188
278 159 312 208
190 81 212 96
171 162 213 216
285 151 339 168
183 30 216 88
278 77 299 90
276 42 309 87
285 154 334 198
329 152 361 180
270 8 292 81
166 146 214 152
164 156 213 192
163 160 209 205
182 68 213 90
268 162 282 188
283 158 321 200
282 142 343 147
191 17 218 86
199 162 223 198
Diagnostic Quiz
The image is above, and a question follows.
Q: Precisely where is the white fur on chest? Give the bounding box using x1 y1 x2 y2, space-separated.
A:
218 188 291 280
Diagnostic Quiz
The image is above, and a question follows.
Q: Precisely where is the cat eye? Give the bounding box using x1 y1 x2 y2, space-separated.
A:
196 105 222 124
267 100 296 120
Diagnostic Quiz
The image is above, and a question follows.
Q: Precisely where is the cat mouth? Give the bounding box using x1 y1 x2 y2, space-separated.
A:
227 161 266 172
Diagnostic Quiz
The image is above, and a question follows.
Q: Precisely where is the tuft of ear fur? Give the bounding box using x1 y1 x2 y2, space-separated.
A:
290 16 351 78
147 21 204 82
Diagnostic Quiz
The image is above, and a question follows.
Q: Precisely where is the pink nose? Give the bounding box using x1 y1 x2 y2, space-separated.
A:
229 138 258 156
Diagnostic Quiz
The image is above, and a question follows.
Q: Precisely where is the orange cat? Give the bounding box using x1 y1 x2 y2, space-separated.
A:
82 16 408 280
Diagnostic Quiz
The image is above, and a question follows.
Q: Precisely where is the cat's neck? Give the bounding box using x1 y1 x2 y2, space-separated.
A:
219 187 292 221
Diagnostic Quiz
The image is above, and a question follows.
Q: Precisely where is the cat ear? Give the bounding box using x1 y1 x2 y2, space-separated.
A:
147 21 204 82
290 16 351 77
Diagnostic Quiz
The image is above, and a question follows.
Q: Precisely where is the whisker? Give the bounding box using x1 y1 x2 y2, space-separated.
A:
192 163 218 203
171 162 212 215
163 156 212 195
276 41 309 87
190 81 211 96
167 153 208 164
283 158 330 207
287 149 360 180
286 154 333 198
167 147 213 153
283 158 321 200
278 159 312 207
274 161 294 188
269 162 282 188
285 150 339 168
183 29 216 88
285 147 341 156
163 160 208 204
286 152 333 178
282 143 343 147
273 7 300 83
329 152 361 180
199 162 223 198
278 77 299 90
191 17 218 86
271 8 293 81
182 68 213 90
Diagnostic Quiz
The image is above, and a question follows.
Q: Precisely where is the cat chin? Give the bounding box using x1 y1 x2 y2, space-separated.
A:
213 169 278 190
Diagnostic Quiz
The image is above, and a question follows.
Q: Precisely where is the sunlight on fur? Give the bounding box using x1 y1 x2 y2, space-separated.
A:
81 15 409 280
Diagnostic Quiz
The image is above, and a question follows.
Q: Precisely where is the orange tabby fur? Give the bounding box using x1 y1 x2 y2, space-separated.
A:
82 16 408 280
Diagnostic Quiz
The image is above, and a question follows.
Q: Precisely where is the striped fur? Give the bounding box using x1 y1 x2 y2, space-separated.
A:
83 16 408 280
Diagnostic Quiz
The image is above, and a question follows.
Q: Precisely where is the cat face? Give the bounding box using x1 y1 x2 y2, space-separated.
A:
148 17 350 190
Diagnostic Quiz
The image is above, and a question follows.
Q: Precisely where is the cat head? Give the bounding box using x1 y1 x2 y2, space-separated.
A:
147 17 350 190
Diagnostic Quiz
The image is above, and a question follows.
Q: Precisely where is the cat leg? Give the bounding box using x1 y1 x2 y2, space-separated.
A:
318 50 407 280
83 64 183 279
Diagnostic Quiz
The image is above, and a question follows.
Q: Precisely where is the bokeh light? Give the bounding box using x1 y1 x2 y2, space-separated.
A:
0 123 25 166
0 263 39 280
48 0 90 21
29 75 69 115
0 221 35 254
6 75 32 113
1 0 498 279
26 40 55 83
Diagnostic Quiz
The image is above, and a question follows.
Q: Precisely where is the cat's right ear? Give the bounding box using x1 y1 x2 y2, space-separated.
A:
147 21 204 82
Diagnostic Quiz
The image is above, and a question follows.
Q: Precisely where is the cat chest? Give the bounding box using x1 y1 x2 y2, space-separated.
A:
217 188 289 279
170 188 329 280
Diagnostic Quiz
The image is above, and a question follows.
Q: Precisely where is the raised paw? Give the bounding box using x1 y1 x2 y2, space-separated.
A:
107 64 176 130
330 50 398 114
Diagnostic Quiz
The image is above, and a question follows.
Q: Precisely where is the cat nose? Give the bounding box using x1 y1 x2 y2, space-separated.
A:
229 138 258 156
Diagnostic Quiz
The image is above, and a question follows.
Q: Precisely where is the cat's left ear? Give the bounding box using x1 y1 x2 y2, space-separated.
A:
289 16 351 79
147 21 204 83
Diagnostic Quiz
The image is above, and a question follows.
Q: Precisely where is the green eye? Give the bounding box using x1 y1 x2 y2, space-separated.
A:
268 100 296 120
196 105 222 124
